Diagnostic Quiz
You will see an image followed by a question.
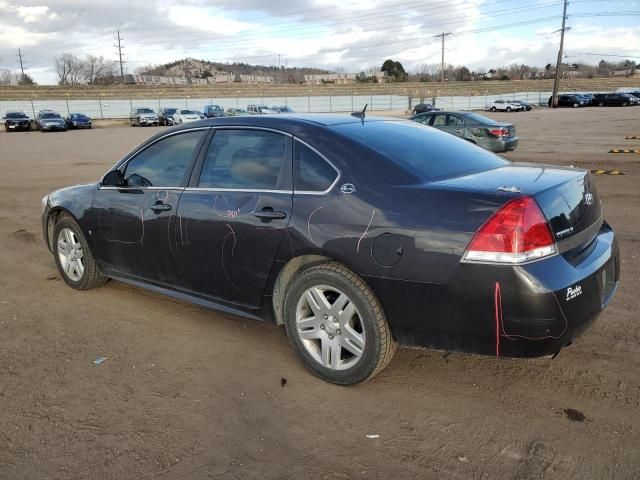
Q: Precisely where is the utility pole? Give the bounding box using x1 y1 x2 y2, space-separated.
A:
434 32 452 82
114 29 125 85
551 0 569 108
17 49 26 81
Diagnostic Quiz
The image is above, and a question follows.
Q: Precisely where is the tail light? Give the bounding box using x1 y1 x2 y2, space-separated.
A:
463 196 557 264
489 128 510 137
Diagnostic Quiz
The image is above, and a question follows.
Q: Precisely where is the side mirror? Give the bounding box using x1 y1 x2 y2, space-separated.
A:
102 170 124 187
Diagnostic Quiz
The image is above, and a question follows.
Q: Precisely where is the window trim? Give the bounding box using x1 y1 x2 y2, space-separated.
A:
189 126 294 193
99 127 211 190
292 138 341 195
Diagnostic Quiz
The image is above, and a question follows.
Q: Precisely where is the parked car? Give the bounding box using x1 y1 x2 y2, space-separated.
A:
576 94 596 106
486 100 524 112
593 93 638 107
172 109 201 124
129 108 159 126
193 110 206 119
203 104 226 118
65 113 92 129
3 111 31 131
506 100 532 111
547 94 586 108
226 108 252 116
411 111 518 153
247 104 277 114
36 110 67 132
272 106 295 113
41 115 619 384
158 108 178 126
412 103 439 114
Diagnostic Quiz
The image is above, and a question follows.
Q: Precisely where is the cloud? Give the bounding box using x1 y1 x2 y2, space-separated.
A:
0 0 639 84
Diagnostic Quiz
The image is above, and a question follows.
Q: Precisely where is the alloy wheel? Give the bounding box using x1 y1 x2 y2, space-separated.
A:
57 227 85 282
295 285 366 371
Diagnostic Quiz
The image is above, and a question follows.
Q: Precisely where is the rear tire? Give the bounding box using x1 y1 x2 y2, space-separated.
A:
284 262 396 385
52 214 108 290
490 107 497 112
506 107 512 112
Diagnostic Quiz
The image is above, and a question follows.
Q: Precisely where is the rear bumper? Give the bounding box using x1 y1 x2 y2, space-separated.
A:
367 221 620 358
482 137 518 152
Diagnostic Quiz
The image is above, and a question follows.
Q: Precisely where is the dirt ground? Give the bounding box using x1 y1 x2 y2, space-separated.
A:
0 108 639 480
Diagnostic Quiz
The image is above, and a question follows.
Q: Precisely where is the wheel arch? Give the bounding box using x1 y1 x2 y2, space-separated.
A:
44 207 78 252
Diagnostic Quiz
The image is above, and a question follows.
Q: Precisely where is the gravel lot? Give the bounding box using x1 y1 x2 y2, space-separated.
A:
1 108 639 479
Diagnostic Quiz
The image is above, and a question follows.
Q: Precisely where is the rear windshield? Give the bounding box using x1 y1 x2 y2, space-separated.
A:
333 120 509 181
180 110 195 114
136 108 154 114
462 113 501 125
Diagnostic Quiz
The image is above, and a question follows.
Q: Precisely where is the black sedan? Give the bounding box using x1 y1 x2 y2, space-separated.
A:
593 93 638 107
41 115 619 384
65 113 92 129
412 103 439 114
548 94 586 108
3 111 31 131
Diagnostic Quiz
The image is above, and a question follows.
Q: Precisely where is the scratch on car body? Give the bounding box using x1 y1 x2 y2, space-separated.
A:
307 206 324 243
357 209 375 254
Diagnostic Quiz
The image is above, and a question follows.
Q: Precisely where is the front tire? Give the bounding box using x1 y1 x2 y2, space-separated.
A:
284 263 396 385
53 214 108 290
506 106 512 112
490 106 497 112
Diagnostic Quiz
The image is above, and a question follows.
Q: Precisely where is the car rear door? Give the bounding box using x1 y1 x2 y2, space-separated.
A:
440 114 465 139
176 127 293 308
92 128 209 286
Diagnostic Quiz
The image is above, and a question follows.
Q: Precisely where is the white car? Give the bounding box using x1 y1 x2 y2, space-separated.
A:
172 109 201 124
486 100 524 112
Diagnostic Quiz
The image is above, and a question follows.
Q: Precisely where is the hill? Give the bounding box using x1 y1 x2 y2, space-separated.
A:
136 57 332 83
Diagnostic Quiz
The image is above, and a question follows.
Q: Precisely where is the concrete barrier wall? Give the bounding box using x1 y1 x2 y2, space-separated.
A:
0 91 614 120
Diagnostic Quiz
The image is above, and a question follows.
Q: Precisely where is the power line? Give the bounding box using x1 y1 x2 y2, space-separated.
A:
114 29 125 84
551 0 569 108
565 52 640 60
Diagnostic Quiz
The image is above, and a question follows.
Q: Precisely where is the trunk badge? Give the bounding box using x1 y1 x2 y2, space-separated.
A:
584 193 594 205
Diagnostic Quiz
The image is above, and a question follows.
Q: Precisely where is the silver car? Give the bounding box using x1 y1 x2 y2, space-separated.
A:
129 108 159 127
411 111 518 153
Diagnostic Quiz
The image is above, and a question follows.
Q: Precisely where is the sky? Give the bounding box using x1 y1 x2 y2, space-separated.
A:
0 0 639 84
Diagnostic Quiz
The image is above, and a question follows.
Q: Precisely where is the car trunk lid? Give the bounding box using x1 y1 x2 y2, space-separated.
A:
433 163 602 251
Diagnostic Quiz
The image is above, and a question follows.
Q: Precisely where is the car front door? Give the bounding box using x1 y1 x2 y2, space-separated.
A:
92 129 209 286
176 128 293 308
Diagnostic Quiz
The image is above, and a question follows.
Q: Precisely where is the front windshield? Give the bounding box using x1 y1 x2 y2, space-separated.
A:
71 114 88 120
42 113 61 119
6 112 28 119
165 108 177 114
180 110 195 114
137 108 154 114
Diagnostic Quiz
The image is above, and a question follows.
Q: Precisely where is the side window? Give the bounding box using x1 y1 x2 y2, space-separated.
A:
433 114 447 127
294 141 338 192
199 129 288 190
414 114 430 125
448 115 463 126
124 130 204 187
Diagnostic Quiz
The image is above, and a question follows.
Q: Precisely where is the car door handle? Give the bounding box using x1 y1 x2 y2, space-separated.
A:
254 208 286 220
150 203 172 212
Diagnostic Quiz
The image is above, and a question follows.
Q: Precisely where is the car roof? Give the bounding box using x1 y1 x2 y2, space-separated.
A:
158 114 405 138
